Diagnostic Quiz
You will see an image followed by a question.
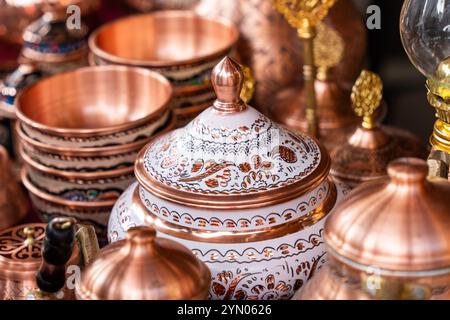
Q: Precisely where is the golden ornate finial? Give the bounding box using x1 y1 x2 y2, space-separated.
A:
240 64 255 104
273 0 337 37
314 22 344 80
351 70 383 130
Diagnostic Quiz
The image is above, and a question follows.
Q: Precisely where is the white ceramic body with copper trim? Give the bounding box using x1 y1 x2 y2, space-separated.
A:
108 179 349 299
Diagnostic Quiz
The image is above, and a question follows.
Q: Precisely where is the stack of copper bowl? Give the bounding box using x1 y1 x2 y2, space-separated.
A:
88 11 238 127
15 66 174 243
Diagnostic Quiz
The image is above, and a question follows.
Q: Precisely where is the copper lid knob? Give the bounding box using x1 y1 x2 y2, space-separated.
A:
77 226 211 300
212 56 246 113
387 158 428 184
326 157 450 272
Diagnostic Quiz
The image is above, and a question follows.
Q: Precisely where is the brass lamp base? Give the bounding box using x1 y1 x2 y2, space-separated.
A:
428 121 450 179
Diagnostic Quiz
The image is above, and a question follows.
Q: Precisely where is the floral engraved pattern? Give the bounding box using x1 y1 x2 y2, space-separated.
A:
143 109 321 195
0 225 45 261
209 251 327 300
192 230 324 263
139 182 329 231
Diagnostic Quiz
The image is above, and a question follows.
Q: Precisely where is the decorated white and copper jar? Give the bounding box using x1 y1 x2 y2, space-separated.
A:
108 57 349 300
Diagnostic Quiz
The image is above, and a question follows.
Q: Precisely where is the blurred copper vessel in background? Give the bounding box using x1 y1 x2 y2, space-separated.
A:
0 0 95 117
239 0 366 113
77 226 211 300
267 0 370 151
296 158 450 300
0 0 100 45
88 11 238 126
0 145 28 231
127 0 367 115
125 0 199 11
330 70 427 187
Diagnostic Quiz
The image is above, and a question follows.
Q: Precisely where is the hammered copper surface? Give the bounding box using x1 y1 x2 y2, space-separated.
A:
15 66 173 136
77 226 211 300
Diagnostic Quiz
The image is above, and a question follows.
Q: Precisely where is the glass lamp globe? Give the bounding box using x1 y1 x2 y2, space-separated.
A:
400 0 450 84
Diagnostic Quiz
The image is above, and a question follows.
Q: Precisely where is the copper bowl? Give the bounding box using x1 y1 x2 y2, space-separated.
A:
15 66 173 144
15 120 168 156
25 162 135 204
22 168 116 208
19 143 135 180
88 11 238 95
22 169 112 243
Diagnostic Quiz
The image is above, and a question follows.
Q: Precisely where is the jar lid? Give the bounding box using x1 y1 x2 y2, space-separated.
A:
0 224 46 274
135 57 330 209
330 70 426 186
326 158 450 272
77 226 211 300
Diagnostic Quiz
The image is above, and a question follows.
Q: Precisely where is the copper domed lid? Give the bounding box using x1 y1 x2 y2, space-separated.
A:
330 71 426 186
0 224 46 276
77 227 211 300
326 158 450 272
135 57 330 209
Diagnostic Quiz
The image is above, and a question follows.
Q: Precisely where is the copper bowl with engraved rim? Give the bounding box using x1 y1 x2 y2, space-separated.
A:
88 11 239 96
22 169 114 243
15 66 173 145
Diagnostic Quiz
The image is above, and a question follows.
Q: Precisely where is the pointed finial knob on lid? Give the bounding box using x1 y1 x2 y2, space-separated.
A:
212 56 246 113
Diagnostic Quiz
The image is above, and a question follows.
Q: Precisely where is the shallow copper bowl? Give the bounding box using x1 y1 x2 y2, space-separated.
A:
88 11 238 95
15 66 173 142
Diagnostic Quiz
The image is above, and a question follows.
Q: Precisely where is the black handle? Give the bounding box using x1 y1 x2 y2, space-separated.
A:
36 218 76 293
